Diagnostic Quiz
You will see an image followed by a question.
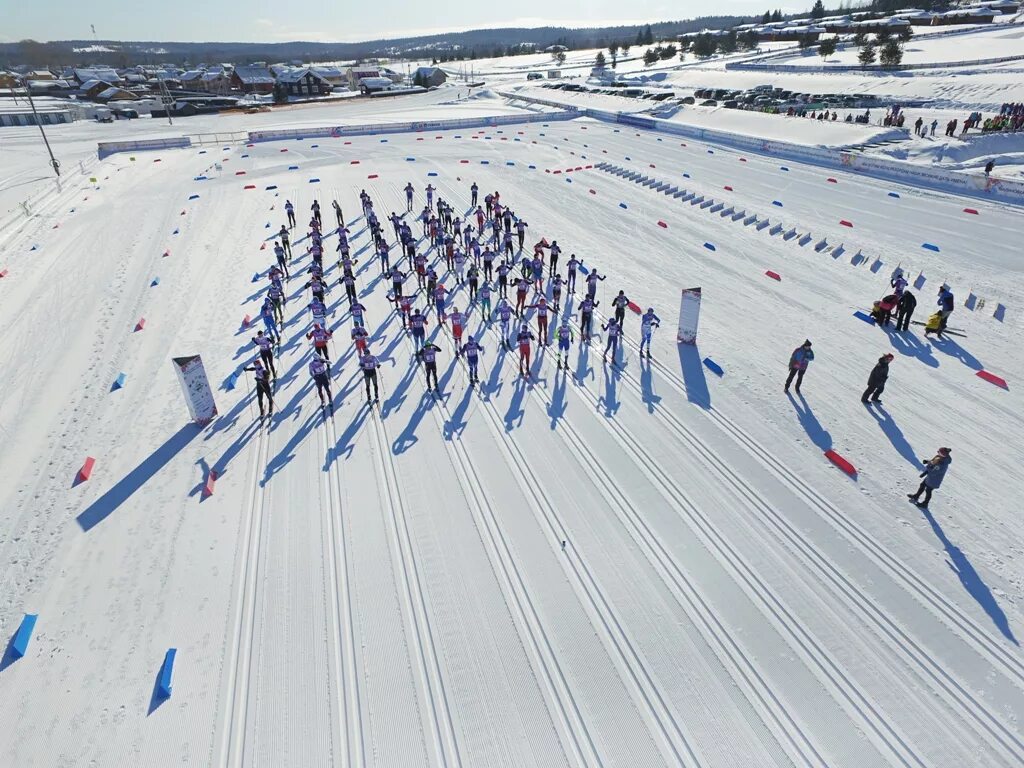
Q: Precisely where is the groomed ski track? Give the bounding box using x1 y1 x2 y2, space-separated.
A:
0 110 1021 768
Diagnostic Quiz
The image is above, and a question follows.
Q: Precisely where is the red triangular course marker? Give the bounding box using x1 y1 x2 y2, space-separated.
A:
824 449 857 477
976 370 1008 389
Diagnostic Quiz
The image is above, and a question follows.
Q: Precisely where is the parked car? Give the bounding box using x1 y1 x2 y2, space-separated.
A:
700 99 718 107
527 72 543 80
723 99 739 109
95 108 113 123
680 96 696 105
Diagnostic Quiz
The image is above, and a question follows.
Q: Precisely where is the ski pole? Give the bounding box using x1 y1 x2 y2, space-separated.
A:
245 374 255 421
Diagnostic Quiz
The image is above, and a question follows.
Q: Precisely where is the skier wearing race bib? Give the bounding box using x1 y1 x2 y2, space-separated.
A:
640 308 661 358
244 360 275 417
602 318 622 364
516 324 536 377
306 323 333 362
461 336 484 385
309 356 333 412
555 320 574 369
251 331 277 378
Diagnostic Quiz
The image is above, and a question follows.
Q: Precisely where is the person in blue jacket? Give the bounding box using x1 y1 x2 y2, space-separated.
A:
908 447 952 507
785 340 814 393
927 285 955 336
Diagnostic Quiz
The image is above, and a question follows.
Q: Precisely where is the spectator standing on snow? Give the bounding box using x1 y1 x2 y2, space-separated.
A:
784 340 814 393
895 291 917 332
861 354 893 403
907 448 952 508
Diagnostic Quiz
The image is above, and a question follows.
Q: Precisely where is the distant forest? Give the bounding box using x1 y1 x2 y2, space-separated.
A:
2 19 754 68
1 1 930 68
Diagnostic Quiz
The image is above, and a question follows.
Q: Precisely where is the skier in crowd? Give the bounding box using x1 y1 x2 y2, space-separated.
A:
261 300 281 344
548 239 561 276
278 226 292 259
417 341 443 392
307 323 333 362
785 340 814 393
285 200 296 228
515 323 535 377
639 308 661 359
585 269 607 302
348 301 367 328
602 317 622 364
907 447 952 508
359 349 382 403
268 280 286 324
555 319 573 369
309 355 333 414
470 182 479 207
251 330 277 378
891 268 908 297
494 297 514 348
332 199 344 227
311 199 321 228
550 273 564 313
525 296 550 345
578 296 599 343
273 241 289 278
425 183 436 210
244 359 275 418
566 254 581 294
862 353 893 403
461 336 484 385
404 182 414 212
449 306 467 352
401 303 424 342
611 290 630 329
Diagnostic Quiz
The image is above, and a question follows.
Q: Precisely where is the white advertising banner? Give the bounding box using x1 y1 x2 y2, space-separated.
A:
172 355 218 424
677 287 702 345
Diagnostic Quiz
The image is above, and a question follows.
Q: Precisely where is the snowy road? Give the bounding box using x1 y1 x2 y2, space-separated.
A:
0 115 1021 767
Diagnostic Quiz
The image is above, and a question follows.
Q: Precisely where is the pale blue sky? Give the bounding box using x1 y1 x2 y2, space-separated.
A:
6 0 777 43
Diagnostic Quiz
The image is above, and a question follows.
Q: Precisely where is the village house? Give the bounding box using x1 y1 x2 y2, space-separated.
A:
231 64 275 94
276 68 333 97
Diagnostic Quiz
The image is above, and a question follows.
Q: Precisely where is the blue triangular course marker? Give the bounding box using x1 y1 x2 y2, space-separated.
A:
772 200 783 207
566 178 572 183
780 166 790 171
427 171 438 177
707 149 714 154
506 161 515 166
683 173 690 178
380 138 388 143
172 228 179 235
309 178 320 183
112 372 127 390
31 245 38 251
703 242 716 251
151 277 160 286
528 165 536 169
921 243 940 252
288 165 298 170
251 272 261 282
619 202 628 209
158 648 177 698
702 357 724 376
577 264 590 275
888 191 900 198
265 185 278 190
265 222 271 228
625 156 631 160
480 160 489 164
310 144 318 148
11 614 37 658
406 157 416 161
853 310 876 325
188 194 199 200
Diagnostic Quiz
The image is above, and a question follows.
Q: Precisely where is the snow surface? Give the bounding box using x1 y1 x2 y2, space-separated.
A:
0 100 1023 768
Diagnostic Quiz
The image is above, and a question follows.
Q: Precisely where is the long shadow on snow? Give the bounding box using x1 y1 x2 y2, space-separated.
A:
866 405 919 469
929 335 983 371
678 344 711 409
920 507 1018 645
887 330 938 369
76 424 203 532
640 356 662 413
787 393 832 452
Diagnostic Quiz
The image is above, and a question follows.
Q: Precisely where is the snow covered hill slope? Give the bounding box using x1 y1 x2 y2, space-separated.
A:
0 116 1021 767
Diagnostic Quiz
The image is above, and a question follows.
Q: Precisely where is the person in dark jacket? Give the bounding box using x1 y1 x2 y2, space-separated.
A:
895 290 917 332
908 447 952 507
862 353 893 403
784 340 814 393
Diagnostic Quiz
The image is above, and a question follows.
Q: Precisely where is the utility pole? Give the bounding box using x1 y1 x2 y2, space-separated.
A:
25 88 60 177
157 73 174 126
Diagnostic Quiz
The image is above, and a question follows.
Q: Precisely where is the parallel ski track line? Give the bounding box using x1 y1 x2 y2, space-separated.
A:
576 171 1024 687
395 326 601 768
322 410 366 768
597 317 1024 763
492 323 881 768
218 422 272 768
367 395 462 768
434 325 701 768
617 302 1024 685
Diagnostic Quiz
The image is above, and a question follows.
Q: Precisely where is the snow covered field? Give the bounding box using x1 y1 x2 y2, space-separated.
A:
0 105 1022 768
